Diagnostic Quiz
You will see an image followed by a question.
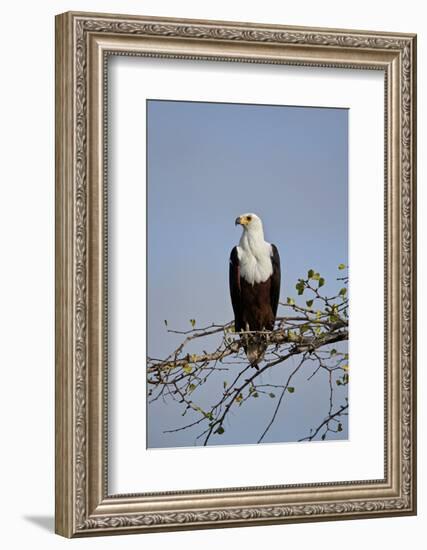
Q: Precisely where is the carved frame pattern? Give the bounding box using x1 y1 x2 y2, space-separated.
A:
55 11 416 537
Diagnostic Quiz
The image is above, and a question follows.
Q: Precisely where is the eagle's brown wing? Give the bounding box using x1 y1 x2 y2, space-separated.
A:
270 244 281 319
229 246 243 332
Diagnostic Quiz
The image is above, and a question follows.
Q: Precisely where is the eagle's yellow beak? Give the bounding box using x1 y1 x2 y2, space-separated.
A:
235 216 250 226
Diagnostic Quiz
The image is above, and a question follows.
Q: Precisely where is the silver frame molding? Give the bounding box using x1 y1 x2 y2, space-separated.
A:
55 11 417 537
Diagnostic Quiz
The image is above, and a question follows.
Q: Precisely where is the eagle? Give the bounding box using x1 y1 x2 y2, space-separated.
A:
229 213 281 367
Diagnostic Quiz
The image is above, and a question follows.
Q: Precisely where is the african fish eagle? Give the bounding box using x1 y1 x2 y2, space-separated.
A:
229 213 281 367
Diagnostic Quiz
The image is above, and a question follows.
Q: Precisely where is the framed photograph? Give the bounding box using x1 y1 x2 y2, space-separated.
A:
55 11 417 537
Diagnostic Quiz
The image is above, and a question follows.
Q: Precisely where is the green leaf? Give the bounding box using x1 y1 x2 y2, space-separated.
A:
269 393 276 398
308 269 314 278
183 364 192 374
337 423 343 432
164 319 168 326
287 387 295 393
339 287 347 296
215 426 225 435
338 263 346 270
252 392 259 398
296 280 305 295
190 319 196 328
306 299 313 308
223 380 228 389
318 277 325 288
287 297 295 305
312 272 320 281
188 383 196 393
331 349 337 355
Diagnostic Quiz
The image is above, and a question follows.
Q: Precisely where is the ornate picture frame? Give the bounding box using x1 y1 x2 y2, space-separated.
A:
55 11 417 537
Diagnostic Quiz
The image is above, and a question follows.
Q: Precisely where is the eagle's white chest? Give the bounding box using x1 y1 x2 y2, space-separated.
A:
237 238 273 285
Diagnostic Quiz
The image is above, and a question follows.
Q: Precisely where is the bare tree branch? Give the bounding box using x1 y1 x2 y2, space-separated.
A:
298 404 349 442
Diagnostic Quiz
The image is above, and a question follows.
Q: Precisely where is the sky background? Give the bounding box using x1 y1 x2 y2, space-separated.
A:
147 99 348 448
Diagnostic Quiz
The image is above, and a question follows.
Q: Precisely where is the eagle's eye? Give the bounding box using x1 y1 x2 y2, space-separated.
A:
247 216 252 222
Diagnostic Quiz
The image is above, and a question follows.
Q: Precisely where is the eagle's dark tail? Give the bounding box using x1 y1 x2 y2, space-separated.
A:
243 336 267 369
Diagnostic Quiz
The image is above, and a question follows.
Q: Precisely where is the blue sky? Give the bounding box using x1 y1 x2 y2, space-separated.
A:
147 99 348 448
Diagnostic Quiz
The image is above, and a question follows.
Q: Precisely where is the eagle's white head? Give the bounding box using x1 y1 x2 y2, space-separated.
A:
235 213 273 284
235 212 263 234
